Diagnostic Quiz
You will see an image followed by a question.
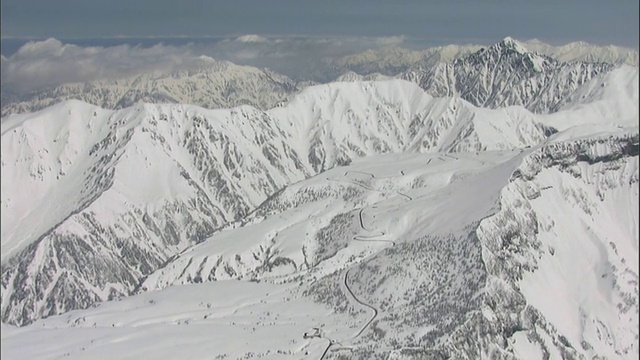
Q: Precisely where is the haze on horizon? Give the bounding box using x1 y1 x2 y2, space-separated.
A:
1 0 638 48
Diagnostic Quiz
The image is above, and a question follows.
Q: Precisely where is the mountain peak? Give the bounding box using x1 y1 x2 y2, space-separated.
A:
498 36 529 54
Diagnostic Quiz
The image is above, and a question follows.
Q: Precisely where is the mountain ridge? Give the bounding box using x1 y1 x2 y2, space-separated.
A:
2 37 637 119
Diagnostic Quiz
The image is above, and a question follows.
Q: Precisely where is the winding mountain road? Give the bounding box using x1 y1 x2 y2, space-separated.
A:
317 169 412 359
342 267 378 339
327 171 413 202
344 170 375 178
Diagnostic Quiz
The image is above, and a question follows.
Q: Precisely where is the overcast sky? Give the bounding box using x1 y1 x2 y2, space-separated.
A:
1 0 638 47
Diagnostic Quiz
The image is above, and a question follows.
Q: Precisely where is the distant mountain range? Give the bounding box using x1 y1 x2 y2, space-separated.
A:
1 37 637 118
1 56 300 118
322 38 636 80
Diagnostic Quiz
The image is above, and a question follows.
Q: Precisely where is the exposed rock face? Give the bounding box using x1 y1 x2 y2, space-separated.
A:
402 38 613 113
474 133 639 360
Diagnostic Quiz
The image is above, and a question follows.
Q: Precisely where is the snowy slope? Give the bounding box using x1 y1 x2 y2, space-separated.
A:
479 130 639 359
2 127 637 359
1 57 300 118
524 39 638 66
2 71 637 327
544 65 640 130
1 280 346 359
1 101 310 325
319 44 483 81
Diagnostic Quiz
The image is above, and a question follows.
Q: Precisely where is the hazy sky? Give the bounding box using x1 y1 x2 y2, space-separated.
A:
1 0 638 47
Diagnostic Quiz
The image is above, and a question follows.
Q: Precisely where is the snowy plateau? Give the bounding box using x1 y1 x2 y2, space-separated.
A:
1 38 639 359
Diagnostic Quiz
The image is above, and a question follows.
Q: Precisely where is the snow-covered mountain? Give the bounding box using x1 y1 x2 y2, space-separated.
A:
334 71 392 82
0 100 309 326
399 37 616 114
2 125 637 359
1 55 638 359
0 56 300 118
2 38 636 120
524 39 639 66
323 38 637 82
2 78 572 326
318 44 484 82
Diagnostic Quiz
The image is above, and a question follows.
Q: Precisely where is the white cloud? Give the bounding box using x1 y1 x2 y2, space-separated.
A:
1 35 409 94
235 34 269 43
1 38 203 94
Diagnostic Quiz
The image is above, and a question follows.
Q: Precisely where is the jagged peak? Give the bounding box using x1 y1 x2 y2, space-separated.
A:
457 36 554 72
462 36 535 62
497 36 529 54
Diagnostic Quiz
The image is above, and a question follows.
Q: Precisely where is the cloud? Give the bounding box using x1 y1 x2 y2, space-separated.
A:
235 35 269 43
1 35 408 95
1 38 204 94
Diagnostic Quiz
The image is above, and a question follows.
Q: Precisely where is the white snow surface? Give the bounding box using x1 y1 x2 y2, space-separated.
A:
3 137 638 358
2 78 575 264
1 66 639 359
523 39 639 66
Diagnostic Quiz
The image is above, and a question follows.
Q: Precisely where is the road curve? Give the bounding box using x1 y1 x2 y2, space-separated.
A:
317 169 414 358
327 171 413 202
319 339 333 360
343 267 378 339
344 170 375 178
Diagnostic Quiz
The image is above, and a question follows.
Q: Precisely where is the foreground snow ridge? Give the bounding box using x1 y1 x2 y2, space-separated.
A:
1 71 638 359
